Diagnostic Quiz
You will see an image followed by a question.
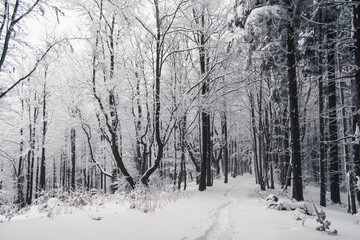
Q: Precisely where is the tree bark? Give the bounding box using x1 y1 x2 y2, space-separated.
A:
198 10 211 191
257 91 265 189
316 7 327 207
249 92 261 187
70 128 76 190
286 2 303 201
141 0 166 185
179 114 187 190
326 8 341 204
222 110 229 184
353 0 360 203
26 102 38 205
281 103 291 188
257 83 266 190
17 89 25 208
340 84 357 214
39 69 47 192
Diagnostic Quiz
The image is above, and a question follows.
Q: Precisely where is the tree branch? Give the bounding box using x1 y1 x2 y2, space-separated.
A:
0 40 61 99
82 123 112 178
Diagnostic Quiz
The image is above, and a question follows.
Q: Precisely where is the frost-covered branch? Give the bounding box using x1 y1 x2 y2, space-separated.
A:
81 123 112 178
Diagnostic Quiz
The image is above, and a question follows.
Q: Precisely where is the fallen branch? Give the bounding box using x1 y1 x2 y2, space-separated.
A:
311 198 337 235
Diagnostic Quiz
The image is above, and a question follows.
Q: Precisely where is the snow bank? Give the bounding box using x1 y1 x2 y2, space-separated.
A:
1 175 360 240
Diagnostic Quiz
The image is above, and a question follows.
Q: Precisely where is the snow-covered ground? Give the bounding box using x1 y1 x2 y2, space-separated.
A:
0 174 359 240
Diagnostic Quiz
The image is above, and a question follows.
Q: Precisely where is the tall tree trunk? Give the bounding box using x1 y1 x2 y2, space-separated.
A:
282 103 291 188
319 83 326 205
135 76 142 174
26 104 38 205
222 109 229 184
264 110 270 187
200 110 211 190
26 111 32 204
35 153 39 198
186 141 200 183
90 3 135 189
265 106 274 189
340 84 357 214
107 15 131 188
70 128 76 191
173 63 178 186
208 115 214 185
141 73 151 176
286 1 303 201
132 64 143 174
52 158 56 190
179 114 187 190
17 89 25 208
256 84 266 190
326 8 341 204
249 92 261 186
233 139 238 178
257 90 265 190
39 69 47 192
317 7 327 207
353 0 360 203
198 10 211 191
141 0 165 185
174 127 178 186
61 152 66 189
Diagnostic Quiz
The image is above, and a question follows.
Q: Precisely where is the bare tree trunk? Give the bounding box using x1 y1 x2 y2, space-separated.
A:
179 114 187 190
89 1 135 189
138 73 150 176
222 109 229 184
208 114 214 185
198 9 211 191
326 7 341 204
173 63 178 186
353 0 360 203
52 158 56 190
255 82 266 190
17 88 25 207
340 83 357 214
26 104 38 205
35 153 39 199
257 89 265 190
133 69 142 174
249 92 261 187
317 7 327 207
281 102 291 188
233 139 238 178
70 128 76 191
186 141 200 183
61 152 66 190
174 127 178 186
268 103 275 189
285 0 303 201
39 69 47 192
141 1 163 185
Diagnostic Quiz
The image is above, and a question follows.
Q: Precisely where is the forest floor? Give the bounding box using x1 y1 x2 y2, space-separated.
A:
0 174 360 240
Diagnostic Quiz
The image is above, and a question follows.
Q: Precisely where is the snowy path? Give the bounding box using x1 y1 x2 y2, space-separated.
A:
192 175 360 240
1 174 360 240
194 180 241 240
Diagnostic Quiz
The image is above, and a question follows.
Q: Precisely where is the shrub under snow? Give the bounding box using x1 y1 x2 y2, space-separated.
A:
266 194 337 235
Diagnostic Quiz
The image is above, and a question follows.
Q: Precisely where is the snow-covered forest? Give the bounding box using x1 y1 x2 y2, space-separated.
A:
1 0 360 239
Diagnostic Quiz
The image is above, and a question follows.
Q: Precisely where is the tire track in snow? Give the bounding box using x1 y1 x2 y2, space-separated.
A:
193 180 242 240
